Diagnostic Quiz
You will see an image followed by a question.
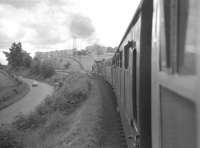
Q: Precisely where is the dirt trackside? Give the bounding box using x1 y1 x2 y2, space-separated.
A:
55 77 127 148
0 74 127 148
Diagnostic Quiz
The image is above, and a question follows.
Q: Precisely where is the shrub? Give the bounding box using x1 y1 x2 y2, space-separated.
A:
42 112 67 135
13 112 46 130
36 96 54 116
64 62 71 69
30 58 41 74
0 126 24 148
40 61 55 78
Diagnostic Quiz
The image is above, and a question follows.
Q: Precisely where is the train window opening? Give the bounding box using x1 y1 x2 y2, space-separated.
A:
124 44 129 69
132 48 137 121
116 54 118 67
177 0 197 75
163 0 171 68
117 55 119 67
160 0 197 75
119 51 123 68
160 0 172 71
117 56 119 67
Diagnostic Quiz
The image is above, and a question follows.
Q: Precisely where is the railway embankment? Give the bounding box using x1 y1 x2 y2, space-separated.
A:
0 73 126 148
53 76 127 148
0 73 91 148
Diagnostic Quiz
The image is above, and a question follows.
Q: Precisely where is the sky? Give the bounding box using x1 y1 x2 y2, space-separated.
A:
0 0 140 64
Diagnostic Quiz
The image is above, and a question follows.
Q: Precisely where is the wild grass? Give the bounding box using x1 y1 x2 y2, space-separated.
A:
0 73 91 148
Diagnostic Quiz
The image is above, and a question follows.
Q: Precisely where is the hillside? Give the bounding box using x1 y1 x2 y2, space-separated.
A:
35 49 114 72
0 69 30 110
0 70 17 90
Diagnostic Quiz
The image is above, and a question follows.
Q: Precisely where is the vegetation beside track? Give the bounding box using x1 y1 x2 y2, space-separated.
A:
0 73 91 148
0 82 29 111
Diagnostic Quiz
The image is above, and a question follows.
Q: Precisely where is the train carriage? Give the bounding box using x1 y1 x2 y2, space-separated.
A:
152 0 200 148
92 0 200 147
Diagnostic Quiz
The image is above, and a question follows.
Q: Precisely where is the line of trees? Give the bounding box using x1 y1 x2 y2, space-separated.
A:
31 58 55 78
4 42 55 78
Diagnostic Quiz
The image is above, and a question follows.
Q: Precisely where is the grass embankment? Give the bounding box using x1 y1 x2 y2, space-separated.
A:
0 73 91 148
0 70 30 110
0 82 29 110
12 67 67 87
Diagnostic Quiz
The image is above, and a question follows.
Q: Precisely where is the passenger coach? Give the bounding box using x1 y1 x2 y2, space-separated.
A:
93 0 200 148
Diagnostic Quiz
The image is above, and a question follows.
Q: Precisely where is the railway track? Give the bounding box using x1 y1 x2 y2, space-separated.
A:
93 77 127 148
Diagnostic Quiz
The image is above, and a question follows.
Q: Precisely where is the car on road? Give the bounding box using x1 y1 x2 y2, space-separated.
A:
32 81 38 87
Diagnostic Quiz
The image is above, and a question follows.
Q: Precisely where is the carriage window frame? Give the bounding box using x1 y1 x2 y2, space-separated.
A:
117 54 119 67
117 55 119 67
160 0 178 73
124 44 129 69
119 51 123 68
160 0 196 75
177 0 196 75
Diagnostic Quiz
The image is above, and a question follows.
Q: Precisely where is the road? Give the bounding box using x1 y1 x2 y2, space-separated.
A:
0 78 54 124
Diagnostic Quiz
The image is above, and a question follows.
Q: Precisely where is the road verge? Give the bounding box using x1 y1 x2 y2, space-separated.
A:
0 82 30 111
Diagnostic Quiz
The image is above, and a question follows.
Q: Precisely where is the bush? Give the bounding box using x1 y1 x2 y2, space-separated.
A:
31 59 55 78
30 58 41 74
0 126 24 148
13 112 46 130
53 96 72 113
64 62 71 69
42 112 67 135
35 96 55 116
40 61 55 78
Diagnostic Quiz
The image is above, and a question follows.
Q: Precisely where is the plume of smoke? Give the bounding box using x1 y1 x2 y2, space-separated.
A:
69 14 95 39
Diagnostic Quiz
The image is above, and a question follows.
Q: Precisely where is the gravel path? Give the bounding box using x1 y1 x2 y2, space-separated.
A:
95 77 127 148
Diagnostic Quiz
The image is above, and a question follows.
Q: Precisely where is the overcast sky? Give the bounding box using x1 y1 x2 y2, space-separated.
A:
0 0 140 64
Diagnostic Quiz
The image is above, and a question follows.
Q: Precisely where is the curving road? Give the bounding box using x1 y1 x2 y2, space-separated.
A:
0 78 54 125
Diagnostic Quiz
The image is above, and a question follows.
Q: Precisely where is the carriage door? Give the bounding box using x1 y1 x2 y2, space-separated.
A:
131 41 140 147
152 0 199 148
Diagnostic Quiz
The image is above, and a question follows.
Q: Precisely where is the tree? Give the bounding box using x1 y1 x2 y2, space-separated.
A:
3 42 32 68
4 42 23 67
22 51 32 67
31 58 41 74
40 60 55 78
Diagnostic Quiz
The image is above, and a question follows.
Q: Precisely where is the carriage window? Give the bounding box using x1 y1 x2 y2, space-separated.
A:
119 51 123 68
124 44 129 69
178 0 197 75
160 0 173 71
117 57 119 67
117 56 119 67
160 0 197 75
116 54 118 67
